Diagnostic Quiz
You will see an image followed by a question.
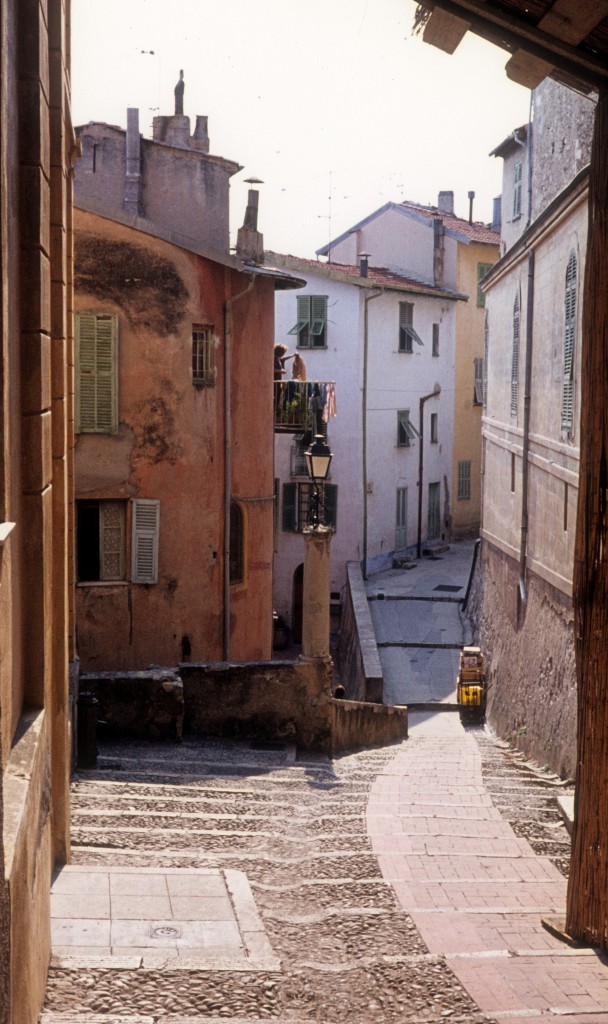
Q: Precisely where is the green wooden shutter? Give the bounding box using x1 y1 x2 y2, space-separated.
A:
323 483 337 529
282 483 297 532
76 312 118 433
310 295 327 347
131 499 160 583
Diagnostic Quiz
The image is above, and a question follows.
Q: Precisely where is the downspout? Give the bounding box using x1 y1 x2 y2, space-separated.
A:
416 386 441 560
223 275 256 661
519 251 535 612
362 287 382 579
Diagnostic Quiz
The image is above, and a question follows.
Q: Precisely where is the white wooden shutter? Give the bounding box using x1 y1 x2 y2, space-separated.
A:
561 250 577 431
131 499 160 583
511 294 520 417
76 312 118 433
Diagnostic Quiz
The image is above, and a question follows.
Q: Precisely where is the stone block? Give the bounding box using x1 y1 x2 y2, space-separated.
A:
51 396 67 458
50 162 67 226
21 331 51 413
18 1 50 93
19 78 50 173
50 278 67 343
21 487 53 703
20 165 51 255
21 410 52 494
20 248 51 333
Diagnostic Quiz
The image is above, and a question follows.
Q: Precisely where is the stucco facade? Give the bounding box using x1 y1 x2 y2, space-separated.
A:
476 154 588 776
74 205 279 670
269 253 460 635
0 2 74 1022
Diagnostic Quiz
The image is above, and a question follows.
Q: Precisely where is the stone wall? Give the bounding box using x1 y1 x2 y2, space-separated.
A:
330 698 407 753
468 541 576 778
337 563 383 702
79 670 184 742
531 80 595 222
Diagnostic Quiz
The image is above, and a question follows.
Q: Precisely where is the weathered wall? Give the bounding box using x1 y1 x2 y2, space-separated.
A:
337 562 383 702
74 211 276 669
531 80 595 222
330 698 407 753
468 542 576 778
79 670 184 741
180 660 334 751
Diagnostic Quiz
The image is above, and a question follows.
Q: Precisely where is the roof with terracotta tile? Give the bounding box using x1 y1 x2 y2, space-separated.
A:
264 251 467 301
398 201 500 246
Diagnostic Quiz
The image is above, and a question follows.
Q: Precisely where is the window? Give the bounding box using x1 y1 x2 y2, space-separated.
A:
131 499 160 584
457 461 471 501
288 295 327 348
395 487 408 550
77 500 126 582
397 409 420 447
192 324 214 386
282 482 337 532
474 358 484 405
432 323 439 357
229 502 245 585
562 250 577 431
430 412 438 443
76 312 118 433
511 293 520 417
398 302 423 352
513 160 523 218
477 263 494 308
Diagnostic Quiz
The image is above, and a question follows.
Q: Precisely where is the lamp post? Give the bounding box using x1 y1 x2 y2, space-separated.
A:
304 433 333 527
301 433 333 662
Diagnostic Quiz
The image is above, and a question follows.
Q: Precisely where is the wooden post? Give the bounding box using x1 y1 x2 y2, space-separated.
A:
566 88 608 948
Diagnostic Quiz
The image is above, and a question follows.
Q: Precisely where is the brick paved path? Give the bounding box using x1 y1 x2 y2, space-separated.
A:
367 714 608 1023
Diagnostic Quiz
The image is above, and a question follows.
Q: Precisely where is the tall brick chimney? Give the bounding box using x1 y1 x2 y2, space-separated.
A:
236 180 264 262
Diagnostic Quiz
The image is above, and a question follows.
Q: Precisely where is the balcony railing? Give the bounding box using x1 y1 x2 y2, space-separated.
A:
274 380 336 433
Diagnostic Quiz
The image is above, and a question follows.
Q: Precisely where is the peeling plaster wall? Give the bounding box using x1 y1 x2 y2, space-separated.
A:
531 81 595 222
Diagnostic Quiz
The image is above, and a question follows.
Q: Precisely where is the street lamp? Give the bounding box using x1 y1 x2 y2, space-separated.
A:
305 433 333 527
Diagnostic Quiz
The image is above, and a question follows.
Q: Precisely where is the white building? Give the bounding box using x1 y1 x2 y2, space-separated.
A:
268 251 462 640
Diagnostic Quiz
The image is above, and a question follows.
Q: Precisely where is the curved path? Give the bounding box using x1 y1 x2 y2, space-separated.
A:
367 712 608 1023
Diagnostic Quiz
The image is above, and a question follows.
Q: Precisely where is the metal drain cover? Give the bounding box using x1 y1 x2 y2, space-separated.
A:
150 925 181 938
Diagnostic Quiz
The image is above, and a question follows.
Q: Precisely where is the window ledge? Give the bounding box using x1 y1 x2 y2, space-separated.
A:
0 522 16 545
77 580 129 587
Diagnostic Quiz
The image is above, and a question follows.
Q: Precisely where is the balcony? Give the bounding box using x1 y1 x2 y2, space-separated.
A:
274 380 336 434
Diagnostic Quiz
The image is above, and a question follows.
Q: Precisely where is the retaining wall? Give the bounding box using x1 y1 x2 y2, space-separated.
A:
337 562 383 702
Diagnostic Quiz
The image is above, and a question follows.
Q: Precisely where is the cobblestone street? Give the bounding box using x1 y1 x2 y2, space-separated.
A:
41 720 588 1024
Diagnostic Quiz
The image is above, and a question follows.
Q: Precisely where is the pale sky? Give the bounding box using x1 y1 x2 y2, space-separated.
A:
71 0 531 259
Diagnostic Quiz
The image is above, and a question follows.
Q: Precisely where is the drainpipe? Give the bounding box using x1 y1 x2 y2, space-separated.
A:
519 251 535 612
362 287 382 579
223 275 256 661
416 385 441 560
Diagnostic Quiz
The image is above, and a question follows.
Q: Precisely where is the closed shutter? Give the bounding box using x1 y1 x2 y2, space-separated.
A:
511 294 520 417
562 250 577 431
310 296 327 347
474 358 484 405
131 499 160 583
76 312 118 433
282 483 297 532
395 487 407 550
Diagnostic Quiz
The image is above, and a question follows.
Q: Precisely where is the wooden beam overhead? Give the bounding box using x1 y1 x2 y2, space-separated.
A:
422 8 471 54
416 0 608 88
539 0 608 46
505 50 554 89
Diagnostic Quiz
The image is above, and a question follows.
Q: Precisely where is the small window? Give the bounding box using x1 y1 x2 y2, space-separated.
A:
511 293 520 417
430 412 438 443
229 502 245 585
562 250 577 431
131 499 160 584
77 500 125 581
457 461 471 501
474 358 484 405
282 481 337 532
76 312 118 433
398 302 423 352
192 325 214 386
288 295 327 348
397 409 419 447
477 263 494 308
513 160 523 218
432 323 439 357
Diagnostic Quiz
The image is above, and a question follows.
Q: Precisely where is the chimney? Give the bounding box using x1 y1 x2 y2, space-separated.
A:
437 190 454 216
492 196 502 233
236 180 264 262
124 107 143 216
433 217 445 288
359 252 370 278
468 190 475 224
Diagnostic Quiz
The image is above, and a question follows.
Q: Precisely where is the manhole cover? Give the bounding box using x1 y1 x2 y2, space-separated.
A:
433 584 462 592
150 925 181 938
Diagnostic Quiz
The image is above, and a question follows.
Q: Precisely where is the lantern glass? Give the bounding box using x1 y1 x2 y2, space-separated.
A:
305 434 332 482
